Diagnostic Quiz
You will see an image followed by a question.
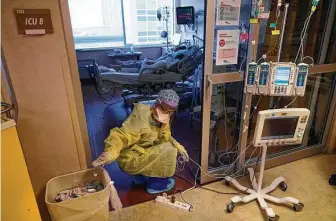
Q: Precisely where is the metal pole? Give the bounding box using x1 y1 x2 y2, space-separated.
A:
270 3 289 109
166 7 169 50
257 145 268 193
277 3 289 61
120 0 127 46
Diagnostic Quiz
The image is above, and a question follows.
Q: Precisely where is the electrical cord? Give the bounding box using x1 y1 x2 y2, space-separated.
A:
174 175 240 195
90 69 120 105
274 85 294 109
212 93 261 168
170 188 195 211
174 88 262 204
232 145 261 193
96 84 114 96
249 95 261 119
212 84 247 166
222 86 238 130
294 11 314 64
224 142 258 180
98 97 124 106
176 158 242 195
183 140 254 180
284 96 297 108
273 96 282 109
256 57 264 65
94 86 117 104
249 147 262 186
300 12 313 62
222 86 236 164
259 34 280 60
1 102 12 114
302 56 314 65
239 57 248 73
210 86 239 161
175 140 260 211
217 151 238 166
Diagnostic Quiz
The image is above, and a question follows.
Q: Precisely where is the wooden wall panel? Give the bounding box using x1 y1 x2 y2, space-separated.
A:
2 0 90 220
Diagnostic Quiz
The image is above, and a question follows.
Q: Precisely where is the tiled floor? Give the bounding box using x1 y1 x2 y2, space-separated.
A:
110 154 336 221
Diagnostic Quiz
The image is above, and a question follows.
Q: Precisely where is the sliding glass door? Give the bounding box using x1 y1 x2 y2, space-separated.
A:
200 0 336 184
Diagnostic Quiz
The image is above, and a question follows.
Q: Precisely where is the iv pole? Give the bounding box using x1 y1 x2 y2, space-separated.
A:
270 3 290 109
165 7 169 51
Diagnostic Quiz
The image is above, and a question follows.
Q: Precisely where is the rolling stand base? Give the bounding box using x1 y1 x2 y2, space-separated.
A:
224 145 304 220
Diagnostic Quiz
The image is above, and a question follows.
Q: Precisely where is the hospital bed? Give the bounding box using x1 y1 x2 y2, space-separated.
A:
78 45 204 105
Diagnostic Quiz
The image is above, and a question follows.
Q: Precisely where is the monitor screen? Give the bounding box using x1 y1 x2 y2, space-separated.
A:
275 66 291 85
176 7 194 25
261 116 299 140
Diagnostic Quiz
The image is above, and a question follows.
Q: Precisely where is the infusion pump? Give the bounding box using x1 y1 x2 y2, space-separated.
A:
244 62 309 96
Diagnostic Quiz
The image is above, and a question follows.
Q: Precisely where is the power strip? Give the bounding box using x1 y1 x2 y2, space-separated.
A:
155 195 192 212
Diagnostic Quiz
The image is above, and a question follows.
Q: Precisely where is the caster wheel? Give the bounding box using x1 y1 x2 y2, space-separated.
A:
268 215 280 221
293 203 304 212
225 180 230 186
226 203 235 213
279 181 288 192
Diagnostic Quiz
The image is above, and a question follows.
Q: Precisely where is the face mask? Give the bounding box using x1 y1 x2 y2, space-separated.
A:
155 107 170 124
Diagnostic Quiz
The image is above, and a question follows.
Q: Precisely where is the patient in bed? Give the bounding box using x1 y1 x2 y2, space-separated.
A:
115 47 195 74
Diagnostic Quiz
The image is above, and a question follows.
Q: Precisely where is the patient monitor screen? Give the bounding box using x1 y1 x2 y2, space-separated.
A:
261 117 299 140
275 67 291 85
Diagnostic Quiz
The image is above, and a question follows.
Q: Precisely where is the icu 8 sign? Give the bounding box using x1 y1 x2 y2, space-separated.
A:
14 9 54 35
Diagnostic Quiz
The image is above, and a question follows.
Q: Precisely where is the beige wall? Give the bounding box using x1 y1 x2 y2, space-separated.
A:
2 0 90 220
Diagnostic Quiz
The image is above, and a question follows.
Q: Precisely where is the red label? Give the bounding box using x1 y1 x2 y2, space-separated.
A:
219 39 226 47
240 33 249 40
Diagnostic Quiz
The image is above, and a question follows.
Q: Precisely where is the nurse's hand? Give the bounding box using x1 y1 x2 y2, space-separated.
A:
179 150 189 162
92 151 113 167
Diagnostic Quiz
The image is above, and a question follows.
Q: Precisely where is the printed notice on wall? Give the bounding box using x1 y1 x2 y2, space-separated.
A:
216 30 239 66
216 0 241 26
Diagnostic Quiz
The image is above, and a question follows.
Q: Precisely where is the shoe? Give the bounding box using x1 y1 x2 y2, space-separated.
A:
146 177 175 194
329 174 336 186
132 175 149 185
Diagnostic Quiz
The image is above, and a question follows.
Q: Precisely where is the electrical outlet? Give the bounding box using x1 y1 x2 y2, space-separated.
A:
155 195 192 212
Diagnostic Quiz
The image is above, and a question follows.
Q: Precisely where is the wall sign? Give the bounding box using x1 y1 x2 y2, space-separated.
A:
216 30 240 66
216 0 241 26
14 9 53 35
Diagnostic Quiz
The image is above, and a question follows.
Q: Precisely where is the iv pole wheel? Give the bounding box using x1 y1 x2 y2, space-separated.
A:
226 202 235 213
268 215 280 221
293 203 304 212
279 181 288 192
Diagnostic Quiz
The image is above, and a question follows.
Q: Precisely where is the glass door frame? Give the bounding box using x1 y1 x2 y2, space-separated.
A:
200 0 336 184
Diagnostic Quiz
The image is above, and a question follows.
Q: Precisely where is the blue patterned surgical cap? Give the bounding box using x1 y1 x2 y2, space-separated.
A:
157 89 179 108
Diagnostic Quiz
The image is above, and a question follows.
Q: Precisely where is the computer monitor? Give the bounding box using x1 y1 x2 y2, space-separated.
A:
253 108 310 147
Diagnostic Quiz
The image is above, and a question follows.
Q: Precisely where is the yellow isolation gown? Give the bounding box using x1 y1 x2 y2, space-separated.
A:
103 103 187 177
